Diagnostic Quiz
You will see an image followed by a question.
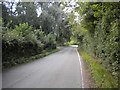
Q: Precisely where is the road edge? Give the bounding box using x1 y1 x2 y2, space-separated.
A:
76 49 84 88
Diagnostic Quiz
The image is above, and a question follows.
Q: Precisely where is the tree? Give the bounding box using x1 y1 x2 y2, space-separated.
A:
70 2 120 82
16 2 38 29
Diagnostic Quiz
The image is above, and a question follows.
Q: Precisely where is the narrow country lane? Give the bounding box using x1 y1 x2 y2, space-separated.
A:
3 46 84 88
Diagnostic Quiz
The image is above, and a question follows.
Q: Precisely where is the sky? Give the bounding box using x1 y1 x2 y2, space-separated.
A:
4 0 79 15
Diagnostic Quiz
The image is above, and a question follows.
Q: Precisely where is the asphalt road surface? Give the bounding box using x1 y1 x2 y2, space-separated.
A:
3 46 83 88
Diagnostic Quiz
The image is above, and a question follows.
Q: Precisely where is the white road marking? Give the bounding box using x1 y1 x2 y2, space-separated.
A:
76 49 84 88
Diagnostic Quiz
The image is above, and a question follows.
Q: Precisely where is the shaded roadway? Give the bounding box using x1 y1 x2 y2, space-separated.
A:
3 46 83 88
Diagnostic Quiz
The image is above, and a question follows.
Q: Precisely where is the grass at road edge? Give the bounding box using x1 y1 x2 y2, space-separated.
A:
3 49 60 70
78 49 118 88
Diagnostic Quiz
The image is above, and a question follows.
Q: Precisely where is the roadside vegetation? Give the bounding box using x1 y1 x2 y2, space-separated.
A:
3 49 59 70
70 2 119 88
2 2 71 69
1 1 119 88
78 49 118 88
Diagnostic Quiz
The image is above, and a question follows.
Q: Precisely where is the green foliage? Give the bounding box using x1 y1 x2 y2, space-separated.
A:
44 33 56 49
70 2 119 87
2 2 71 43
79 50 118 88
3 49 59 70
2 22 57 68
2 2 119 88
2 2 72 69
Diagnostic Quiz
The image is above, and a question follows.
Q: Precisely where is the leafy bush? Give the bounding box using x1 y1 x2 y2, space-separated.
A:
79 50 118 88
44 33 56 49
2 22 57 67
71 2 119 85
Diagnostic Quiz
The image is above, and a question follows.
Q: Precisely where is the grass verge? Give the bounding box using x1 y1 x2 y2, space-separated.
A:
3 49 60 70
78 49 118 88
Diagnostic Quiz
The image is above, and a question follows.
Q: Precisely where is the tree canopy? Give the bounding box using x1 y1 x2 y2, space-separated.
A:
1 1 119 88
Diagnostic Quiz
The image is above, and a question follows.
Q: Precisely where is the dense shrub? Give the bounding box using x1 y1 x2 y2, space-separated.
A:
71 2 119 82
2 22 56 67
